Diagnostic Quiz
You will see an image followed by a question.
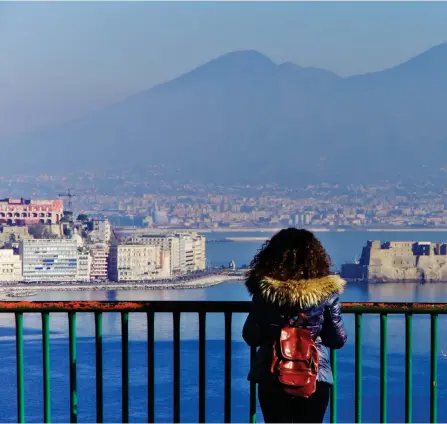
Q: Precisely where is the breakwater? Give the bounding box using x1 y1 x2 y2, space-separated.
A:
207 236 269 243
0 275 244 297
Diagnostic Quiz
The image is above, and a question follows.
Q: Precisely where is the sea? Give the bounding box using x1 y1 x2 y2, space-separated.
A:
1 230 447 423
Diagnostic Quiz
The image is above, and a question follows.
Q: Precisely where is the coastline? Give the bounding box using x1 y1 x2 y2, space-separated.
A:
364 228 447 232
0 275 244 297
186 227 447 234
207 236 269 242
206 228 447 243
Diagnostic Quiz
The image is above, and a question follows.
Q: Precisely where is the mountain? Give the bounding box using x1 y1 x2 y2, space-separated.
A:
4 44 447 185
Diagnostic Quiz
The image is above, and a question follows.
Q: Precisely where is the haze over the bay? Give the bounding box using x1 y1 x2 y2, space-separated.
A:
2 1 447 185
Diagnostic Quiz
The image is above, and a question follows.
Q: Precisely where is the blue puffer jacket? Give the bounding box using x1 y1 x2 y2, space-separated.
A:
242 275 347 386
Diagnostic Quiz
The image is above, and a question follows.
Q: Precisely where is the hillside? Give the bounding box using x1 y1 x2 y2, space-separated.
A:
4 44 447 184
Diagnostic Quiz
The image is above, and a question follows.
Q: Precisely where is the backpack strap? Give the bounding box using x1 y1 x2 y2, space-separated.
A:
289 312 307 327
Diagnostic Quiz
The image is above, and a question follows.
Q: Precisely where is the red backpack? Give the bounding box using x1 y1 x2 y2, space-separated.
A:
270 313 319 398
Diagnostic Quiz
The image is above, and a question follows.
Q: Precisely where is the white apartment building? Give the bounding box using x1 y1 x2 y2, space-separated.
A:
20 239 79 282
109 243 171 282
192 234 206 271
77 249 92 282
168 236 181 275
0 249 22 281
90 244 109 280
92 219 112 243
127 231 206 275
160 250 171 279
183 235 194 271
130 233 182 275
177 232 206 272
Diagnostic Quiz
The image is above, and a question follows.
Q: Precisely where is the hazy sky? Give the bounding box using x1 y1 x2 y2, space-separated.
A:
1 1 447 138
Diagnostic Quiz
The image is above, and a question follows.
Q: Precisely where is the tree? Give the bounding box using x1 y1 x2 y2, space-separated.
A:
61 211 74 223
28 224 46 239
63 227 73 238
28 224 56 239
77 214 89 222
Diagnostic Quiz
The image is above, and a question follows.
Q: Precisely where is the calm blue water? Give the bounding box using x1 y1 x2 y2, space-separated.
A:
205 229 447 269
1 231 447 423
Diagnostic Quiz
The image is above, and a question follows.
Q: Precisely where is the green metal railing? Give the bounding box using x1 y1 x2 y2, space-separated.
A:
0 301 446 424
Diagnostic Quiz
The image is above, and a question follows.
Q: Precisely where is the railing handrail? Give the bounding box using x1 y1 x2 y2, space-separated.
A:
0 300 447 313
1 300 445 423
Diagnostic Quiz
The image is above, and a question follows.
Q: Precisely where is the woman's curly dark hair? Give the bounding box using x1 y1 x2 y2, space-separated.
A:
246 228 331 284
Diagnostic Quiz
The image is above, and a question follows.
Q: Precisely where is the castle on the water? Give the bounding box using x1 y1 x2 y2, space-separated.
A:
341 240 447 282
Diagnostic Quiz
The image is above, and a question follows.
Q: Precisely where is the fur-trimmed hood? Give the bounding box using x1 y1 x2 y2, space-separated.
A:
246 275 346 308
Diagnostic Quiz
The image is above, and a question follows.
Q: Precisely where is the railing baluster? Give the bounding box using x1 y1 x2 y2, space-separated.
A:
330 349 337 424
0 301 444 424
95 312 103 423
147 311 155 423
224 311 232 423
430 314 438 424
249 345 257 424
355 313 363 423
173 311 181 424
68 312 77 423
42 312 51 423
121 312 129 423
380 314 388 424
199 311 206 423
405 314 413 423
15 312 25 424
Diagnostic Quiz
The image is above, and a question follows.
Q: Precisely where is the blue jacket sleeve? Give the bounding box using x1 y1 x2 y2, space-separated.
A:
320 294 347 349
242 296 264 347
242 295 283 347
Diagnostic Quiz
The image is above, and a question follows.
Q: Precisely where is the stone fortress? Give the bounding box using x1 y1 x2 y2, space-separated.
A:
341 240 447 282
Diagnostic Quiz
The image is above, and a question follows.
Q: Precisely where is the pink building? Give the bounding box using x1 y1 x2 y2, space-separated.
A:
0 198 64 226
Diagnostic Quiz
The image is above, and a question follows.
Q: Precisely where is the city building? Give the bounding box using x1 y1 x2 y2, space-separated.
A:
143 216 154 227
89 244 109 281
77 248 92 282
108 243 171 281
126 233 172 274
168 236 181 275
20 239 78 282
178 232 206 272
0 198 63 226
122 230 206 275
91 219 112 243
302 213 312 226
152 202 169 226
0 249 22 282
192 233 206 271
183 235 194 271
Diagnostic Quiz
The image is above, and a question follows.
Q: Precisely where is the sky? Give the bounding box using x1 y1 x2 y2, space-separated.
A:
1 1 447 138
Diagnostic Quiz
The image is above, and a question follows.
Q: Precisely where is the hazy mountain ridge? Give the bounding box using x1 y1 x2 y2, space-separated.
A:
4 44 447 184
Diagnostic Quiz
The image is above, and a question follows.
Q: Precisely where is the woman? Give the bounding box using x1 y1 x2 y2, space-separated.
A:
242 228 347 423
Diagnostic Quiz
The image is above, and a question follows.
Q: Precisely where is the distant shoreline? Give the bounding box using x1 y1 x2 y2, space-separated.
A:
207 237 269 242
179 227 447 234
202 228 447 243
